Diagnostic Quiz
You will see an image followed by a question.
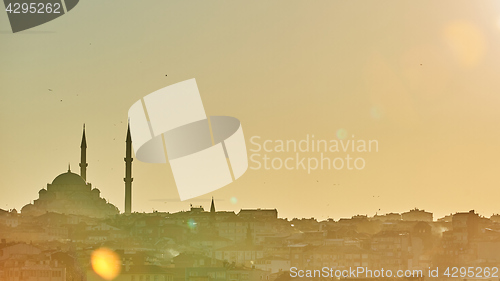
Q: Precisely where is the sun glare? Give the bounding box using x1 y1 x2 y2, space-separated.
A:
91 248 121 280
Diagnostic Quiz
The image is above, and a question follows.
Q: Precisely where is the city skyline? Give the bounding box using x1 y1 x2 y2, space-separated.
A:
2 195 500 280
1 119 500 221
5 123 498 222
2 0 500 220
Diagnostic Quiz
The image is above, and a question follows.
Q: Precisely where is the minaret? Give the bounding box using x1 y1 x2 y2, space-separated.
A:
79 124 88 181
124 123 133 214
210 197 215 213
208 197 216 234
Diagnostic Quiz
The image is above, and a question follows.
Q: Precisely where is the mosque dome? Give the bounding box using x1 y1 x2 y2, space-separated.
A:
51 171 86 186
21 126 122 218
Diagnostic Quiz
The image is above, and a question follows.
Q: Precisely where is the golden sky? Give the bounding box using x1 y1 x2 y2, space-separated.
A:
1 0 500 220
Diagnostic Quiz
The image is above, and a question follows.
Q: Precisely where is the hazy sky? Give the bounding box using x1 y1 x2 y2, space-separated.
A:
1 0 500 220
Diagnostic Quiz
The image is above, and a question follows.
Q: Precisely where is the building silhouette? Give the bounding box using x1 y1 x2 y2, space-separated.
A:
124 123 133 214
20 126 119 218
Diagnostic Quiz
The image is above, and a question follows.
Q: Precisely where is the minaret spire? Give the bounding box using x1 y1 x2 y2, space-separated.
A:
124 123 133 214
79 124 88 181
210 197 215 213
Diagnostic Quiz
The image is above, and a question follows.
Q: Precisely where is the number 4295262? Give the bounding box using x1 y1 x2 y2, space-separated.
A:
443 267 499 278
5 3 61 14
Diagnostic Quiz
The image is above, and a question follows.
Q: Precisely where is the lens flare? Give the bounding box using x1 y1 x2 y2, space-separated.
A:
91 248 121 280
187 218 197 230
336 129 347 140
230 197 238 204
370 106 382 120
444 21 485 68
